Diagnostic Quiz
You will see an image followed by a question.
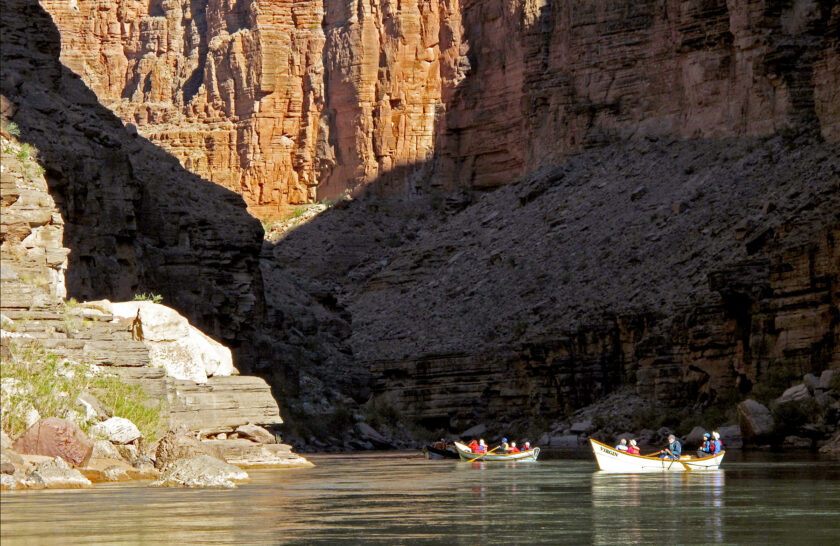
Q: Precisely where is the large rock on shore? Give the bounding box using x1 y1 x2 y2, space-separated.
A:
738 399 775 441
152 455 248 488
90 417 141 445
29 457 92 489
154 430 217 470
13 418 93 467
202 439 313 469
111 302 235 383
819 431 840 455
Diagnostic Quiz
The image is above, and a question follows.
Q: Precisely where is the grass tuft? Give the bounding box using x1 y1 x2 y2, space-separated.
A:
1 340 165 441
133 292 163 304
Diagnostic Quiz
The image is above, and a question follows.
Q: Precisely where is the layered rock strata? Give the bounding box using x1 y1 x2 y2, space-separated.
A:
3 0 265 360
1 119 307 468
41 0 840 206
267 135 839 436
40 0 327 216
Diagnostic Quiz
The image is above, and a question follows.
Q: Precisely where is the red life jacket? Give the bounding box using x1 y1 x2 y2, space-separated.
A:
468 440 479 453
509 447 521 453
627 445 640 455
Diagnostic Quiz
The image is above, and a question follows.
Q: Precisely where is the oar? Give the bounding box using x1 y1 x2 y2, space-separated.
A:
468 446 499 462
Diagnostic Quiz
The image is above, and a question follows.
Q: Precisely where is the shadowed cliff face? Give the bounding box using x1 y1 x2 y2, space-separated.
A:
41 0 840 209
1 0 265 359
11 0 840 445
265 135 839 435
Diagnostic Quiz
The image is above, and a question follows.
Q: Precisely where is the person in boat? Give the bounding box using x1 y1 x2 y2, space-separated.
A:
626 439 640 455
508 441 521 454
711 431 723 454
477 439 488 453
658 434 682 459
468 439 480 453
616 438 628 451
523 441 532 452
696 432 712 457
500 438 510 453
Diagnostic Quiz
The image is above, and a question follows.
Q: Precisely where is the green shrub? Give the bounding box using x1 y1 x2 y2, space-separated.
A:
1 340 164 440
16 143 32 161
5 121 20 136
133 292 163 304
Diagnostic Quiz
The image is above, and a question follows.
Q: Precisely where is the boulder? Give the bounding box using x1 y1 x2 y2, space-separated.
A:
24 407 41 428
737 399 775 440
235 424 276 444
461 423 487 438
102 465 131 482
818 431 840 454
13 417 93 467
76 393 110 421
154 429 217 470
1 449 24 470
774 384 811 406
717 425 743 449
111 301 235 383
818 370 837 391
549 434 580 448
90 417 142 445
90 439 123 461
202 439 313 468
152 455 248 488
29 457 92 488
1 461 15 475
803 374 820 393
783 436 812 449
0 473 19 490
356 422 391 448
570 419 593 433
684 426 708 446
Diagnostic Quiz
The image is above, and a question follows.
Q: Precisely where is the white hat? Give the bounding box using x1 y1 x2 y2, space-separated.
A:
712 431 720 440
630 439 637 446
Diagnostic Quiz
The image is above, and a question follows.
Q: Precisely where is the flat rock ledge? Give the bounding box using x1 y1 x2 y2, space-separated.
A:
203 439 313 469
152 455 250 488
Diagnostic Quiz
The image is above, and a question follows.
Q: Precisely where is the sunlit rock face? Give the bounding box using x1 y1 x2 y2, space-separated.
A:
42 0 839 211
40 0 327 217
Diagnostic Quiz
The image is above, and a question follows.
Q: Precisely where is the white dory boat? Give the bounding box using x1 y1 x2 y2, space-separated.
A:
453 442 540 462
590 438 724 473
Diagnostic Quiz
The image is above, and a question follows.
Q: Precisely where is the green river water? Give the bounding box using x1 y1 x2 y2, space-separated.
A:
1 451 839 544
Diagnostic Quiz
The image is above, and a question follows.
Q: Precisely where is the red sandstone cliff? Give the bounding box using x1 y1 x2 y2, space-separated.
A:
42 0 840 211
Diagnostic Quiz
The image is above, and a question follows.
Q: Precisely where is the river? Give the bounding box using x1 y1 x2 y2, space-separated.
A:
2 451 839 544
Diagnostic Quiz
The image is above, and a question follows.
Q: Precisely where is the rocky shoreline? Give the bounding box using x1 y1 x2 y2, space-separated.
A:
1 131 310 490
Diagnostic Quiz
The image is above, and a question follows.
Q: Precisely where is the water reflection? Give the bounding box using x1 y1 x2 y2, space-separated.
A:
3 455 840 544
591 471 726 544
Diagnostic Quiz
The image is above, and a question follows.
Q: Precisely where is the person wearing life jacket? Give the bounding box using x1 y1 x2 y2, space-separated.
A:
657 434 682 460
616 438 628 451
697 432 712 458
626 439 640 455
711 431 723 454
500 438 510 453
523 441 532 452
508 441 521 454
477 439 488 453
468 439 480 453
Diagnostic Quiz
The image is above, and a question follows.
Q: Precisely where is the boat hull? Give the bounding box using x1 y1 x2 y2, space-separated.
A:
453 442 540 462
590 439 724 472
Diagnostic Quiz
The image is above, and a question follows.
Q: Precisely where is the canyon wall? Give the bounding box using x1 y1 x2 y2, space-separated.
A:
41 0 327 217
42 0 840 209
2 0 265 357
